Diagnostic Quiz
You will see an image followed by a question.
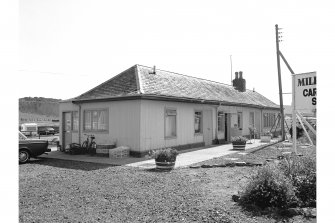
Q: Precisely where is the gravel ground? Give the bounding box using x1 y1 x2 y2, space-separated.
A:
19 144 316 223
195 142 316 167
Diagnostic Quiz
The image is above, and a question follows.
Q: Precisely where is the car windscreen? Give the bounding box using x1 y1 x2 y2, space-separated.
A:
19 132 27 140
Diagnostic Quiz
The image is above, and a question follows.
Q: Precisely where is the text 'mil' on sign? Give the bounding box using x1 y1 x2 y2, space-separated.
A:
293 72 316 111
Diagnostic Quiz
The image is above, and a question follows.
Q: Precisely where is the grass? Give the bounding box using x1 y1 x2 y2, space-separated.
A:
19 142 316 223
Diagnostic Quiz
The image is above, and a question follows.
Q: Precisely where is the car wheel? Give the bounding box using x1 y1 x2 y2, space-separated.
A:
19 150 30 164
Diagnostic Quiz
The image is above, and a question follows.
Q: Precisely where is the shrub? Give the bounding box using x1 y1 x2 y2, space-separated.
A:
239 164 297 209
149 148 178 162
289 126 304 139
261 131 272 137
299 129 316 145
231 136 248 143
279 154 316 207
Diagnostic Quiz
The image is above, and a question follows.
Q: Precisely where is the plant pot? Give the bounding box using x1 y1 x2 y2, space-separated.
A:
260 136 271 143
232 142 246 150
155 161 176 170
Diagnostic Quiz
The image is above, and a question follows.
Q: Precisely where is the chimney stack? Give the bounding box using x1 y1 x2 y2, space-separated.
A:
232 71 246 92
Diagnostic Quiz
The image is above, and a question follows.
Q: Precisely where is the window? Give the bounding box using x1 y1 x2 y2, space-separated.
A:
194 111 202 134
237 112 243 129
218 111 224 132
84 109 108 131
249 112 254 127
72 111 79 131
65 112 72 131
165 109 177 138
263 113 276 128
84 111 91 130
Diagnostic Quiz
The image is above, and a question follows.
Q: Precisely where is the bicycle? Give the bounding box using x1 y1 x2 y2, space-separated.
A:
82 134 97 155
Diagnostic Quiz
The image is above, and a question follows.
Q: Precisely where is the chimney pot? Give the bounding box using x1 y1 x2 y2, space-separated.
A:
235 72 238 79
233 71 246 92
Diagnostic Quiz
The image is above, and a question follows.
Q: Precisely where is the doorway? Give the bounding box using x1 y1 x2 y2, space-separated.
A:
203 110 213 146
224 113 231 142
62 112 72 147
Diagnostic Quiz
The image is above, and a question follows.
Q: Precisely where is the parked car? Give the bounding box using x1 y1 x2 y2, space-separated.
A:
52 126 60 134
38 127 55 135
20 123 38 136
19 132 51 164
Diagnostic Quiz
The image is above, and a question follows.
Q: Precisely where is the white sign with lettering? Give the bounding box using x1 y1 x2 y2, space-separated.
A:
293 72 316 111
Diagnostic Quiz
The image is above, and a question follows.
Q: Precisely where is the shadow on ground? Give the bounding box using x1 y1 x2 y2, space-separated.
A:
22 158 119 171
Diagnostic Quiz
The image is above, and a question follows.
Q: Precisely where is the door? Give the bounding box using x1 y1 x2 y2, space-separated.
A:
62 112 72 147
203 110 213 146
224 113 231 142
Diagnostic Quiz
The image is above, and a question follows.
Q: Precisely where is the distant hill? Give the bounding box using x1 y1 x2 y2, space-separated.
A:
19 97 61 124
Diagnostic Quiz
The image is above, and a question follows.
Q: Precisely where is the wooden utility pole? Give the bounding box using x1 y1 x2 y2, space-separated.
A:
230 55 233 84
275 24 285 141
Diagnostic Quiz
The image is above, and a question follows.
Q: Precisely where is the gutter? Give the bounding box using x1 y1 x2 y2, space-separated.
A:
72 95 280 111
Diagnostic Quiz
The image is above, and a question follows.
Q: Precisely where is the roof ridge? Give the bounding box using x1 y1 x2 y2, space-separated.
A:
136 64 256 92
134 65 143 94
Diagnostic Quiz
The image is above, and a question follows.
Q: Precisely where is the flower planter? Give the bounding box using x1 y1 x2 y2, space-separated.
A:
155 161 176 170
260 135 271 143
232 142 246 150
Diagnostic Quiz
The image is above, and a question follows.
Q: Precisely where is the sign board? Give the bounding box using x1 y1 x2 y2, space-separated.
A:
292 72 317 111
292 71 317 154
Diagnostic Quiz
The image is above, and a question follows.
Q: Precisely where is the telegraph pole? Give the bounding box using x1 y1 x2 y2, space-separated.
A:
275 24 285 141
230 55 233 84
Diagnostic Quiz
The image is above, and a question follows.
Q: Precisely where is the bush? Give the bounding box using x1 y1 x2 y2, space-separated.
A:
239 164 297 209
149 148 178 162
231 136 248 143
279 154 316 207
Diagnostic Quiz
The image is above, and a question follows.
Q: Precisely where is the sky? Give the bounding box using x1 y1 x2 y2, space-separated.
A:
18 0 332 105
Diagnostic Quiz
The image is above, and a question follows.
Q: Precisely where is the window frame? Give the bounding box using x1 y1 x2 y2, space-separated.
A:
164 108 177 139
237 111 243 130
217 111 225 132
72 111 79 132
263 112 276 128
83 108 109 132
249 111 255 128
194 110 203 135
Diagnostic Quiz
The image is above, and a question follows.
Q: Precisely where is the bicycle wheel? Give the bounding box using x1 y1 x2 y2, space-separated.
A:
89 142 97 155
82 141 89 153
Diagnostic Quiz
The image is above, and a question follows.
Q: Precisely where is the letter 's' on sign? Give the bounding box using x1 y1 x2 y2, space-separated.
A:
293 72 317 111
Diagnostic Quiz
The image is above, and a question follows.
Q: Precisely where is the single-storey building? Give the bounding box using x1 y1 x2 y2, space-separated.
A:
59 64 280 157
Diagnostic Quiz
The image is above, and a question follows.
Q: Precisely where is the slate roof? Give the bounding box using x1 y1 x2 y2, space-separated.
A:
73 65 279 109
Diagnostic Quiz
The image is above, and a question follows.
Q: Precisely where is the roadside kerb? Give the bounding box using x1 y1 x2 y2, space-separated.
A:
127 140 268 169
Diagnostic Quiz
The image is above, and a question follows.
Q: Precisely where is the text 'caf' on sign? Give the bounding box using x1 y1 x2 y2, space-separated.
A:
293 72 316 110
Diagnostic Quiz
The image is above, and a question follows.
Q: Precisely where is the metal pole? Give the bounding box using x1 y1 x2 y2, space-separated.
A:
296 113 314 145
230 55 233 84
275 24 286 141
292 74 297 153
279 51 295 74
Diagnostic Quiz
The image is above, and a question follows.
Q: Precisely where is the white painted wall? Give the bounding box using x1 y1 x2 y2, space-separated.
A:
59 100 141 151
60 99 280 153
139 100 214 151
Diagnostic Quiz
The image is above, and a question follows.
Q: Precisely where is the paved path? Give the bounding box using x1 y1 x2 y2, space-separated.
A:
41 140 274 167
126 140 268 169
